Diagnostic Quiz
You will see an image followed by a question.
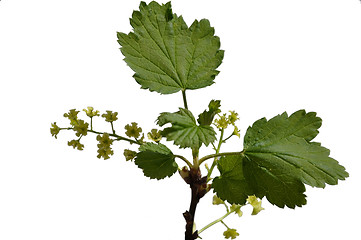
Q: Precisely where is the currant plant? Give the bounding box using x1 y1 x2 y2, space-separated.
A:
50 2 348 240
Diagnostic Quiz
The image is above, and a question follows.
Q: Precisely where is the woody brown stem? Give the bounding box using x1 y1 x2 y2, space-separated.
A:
183 168 209 240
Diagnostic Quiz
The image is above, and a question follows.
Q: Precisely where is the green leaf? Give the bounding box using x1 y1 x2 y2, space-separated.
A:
242 154 307 208
213 110 348 208
117 1 224 94
212 155 251 205
213 155 307 208
197 100 221 126
288 110 322 141
135 142 178 180
157 108 216 149
244 110 322 148
244 111 348 187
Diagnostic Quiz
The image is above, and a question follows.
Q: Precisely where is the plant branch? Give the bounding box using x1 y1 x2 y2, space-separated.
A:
184 168 208 240
60 127 140 145
198 206 241 235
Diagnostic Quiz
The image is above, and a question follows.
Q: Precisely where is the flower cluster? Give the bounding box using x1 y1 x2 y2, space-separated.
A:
96 133 114 160
214 110 240 138
214 111 239 129
52 108 138 158
214 114 228 129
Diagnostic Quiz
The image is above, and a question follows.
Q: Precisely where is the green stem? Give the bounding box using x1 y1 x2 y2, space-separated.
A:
192 148 200 169
90 117 93 131
198 210 233 235
110 122 115 134
221 220 230 229
182 90 189 110
222 133 234 143
206 159 217 182
206 129 224 180
60 127 140 145
216 129 225 154
90 130 139 145
174 155 193 169
199 151 243 166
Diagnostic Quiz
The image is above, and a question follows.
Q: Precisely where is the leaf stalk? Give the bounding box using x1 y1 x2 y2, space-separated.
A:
175 155 193 169
182 90 189 110
198 151 243 167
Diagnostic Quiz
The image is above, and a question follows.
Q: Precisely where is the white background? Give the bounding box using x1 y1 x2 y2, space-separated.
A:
1 0 360 239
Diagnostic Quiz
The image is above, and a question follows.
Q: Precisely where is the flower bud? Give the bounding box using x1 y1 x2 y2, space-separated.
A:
179 166 191 184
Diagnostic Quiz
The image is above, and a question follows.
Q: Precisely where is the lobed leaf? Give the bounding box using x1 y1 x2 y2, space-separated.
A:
212 155 251 205
197 100 221 126
213 110 348 208
157 108 216 149
135 142 178 180
117 1 224 94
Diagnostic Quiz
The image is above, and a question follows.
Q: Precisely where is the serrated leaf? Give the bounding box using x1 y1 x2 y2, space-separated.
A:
212 155 307 208
244 110 322 148
117 1 224 94
157 108 216 149
135 142 178 180
288 110 322 141
197 100 221 125
212 155 251 205
213 110 348 209
243 154 307 208
244 111 348 188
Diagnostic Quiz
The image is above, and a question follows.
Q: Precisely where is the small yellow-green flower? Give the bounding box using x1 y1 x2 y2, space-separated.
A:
214 114 229 129
223 228 239 239
67 139 84 151
212 195 224 205
73 119 89 137
97 147 113 160
247 195 264 215
83 107 100 118
64 109 79 126
228 111 239 124
50 122 61 139
232 125 240 138
123 149 136 161
101 110 118 122
230 204 243 217
125 122 142 138
147 129 162 142
97 133 113 147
